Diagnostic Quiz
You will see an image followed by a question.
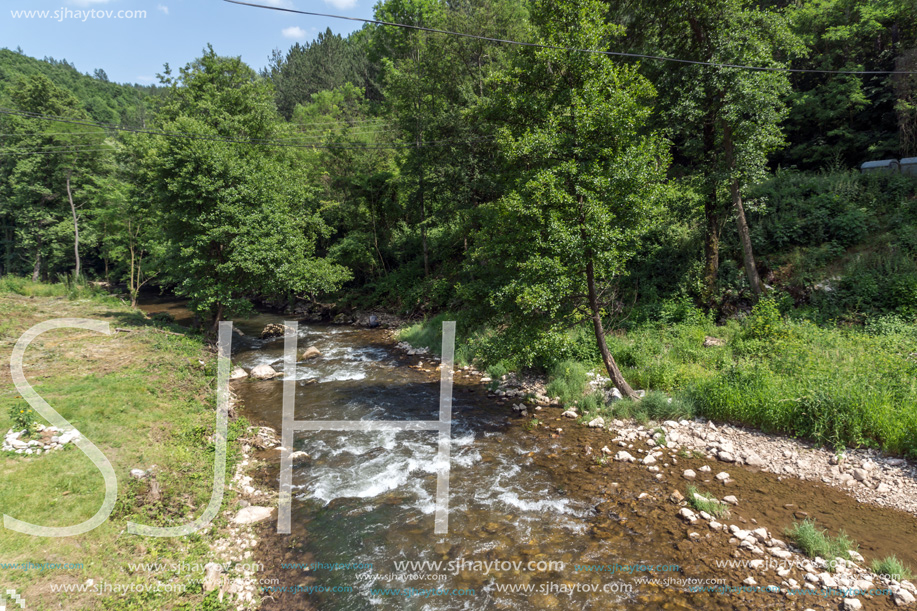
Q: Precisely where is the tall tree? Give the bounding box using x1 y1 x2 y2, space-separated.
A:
0 74 111 281
470 0 669 398
614 0 802 302
137 47 351 331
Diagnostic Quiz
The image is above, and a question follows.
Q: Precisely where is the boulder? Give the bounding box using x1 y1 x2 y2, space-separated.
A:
682 469 697 480
232 506 274 525
230 367 248 380
587 417 605 428
703 336 725 347
260 323 288 339
301 346 322 360
251 364 280 380
614 451 636 463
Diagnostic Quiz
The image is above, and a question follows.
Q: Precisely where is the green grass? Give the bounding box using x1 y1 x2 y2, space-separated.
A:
685 485 729 519
785 519 857 571
0 288 248 610
870 555 914 580
544 360 591 405
396 297 917 458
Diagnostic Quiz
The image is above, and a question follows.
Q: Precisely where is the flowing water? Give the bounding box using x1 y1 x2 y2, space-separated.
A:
136 302 917 611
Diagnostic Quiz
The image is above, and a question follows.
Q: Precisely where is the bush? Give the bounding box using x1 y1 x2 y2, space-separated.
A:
786 519 856 571
8 402 36 435
870 555 914 581
545 360 591 405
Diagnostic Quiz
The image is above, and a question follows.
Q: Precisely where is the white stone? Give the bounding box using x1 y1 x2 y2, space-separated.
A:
232 506 274 525
894 589 916 606
683 469 696 480
715 472 730 481
842 599 862 611
230 367 248 380
250 364 280 380
614 451 635 463
587 417 605 428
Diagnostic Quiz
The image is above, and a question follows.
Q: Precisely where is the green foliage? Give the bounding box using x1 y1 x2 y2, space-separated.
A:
786 519 857 570
686 485 729 519
545 360 591 405
7 402 36 435
136 47 351 327
870 555 915 581
600 391 695 424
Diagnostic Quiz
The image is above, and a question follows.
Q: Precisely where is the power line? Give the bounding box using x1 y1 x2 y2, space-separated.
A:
0 148 117 156
223 0 917 75
0 108 493 150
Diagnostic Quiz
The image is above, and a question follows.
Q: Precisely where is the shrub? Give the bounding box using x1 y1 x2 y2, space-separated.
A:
545 360 591 405
8 402 36 435
870 555 914 581
785 519 856 571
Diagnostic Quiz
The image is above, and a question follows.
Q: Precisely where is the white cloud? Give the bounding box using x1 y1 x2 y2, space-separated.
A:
157 4 169 15
281 26 306 40
323 0 357 9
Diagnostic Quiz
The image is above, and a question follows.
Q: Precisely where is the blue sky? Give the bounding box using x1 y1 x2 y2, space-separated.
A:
3 0 374 85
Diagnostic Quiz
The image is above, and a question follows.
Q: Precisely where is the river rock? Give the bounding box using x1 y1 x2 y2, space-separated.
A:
230 367 248 380
715 472 730 481
614 451 635 463
562 410 578 419
843 599 862 611
233 506 274 525
718 451 735 463
683 469 696 480
260 323 288 339
301 346 321 360
743 577 757 586
723 495 738 505
587 417 605 428
642 454 657 466
894 589 916 606
251 364 280 380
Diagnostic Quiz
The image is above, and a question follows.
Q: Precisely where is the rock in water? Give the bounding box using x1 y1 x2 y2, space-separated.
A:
368 314 380 328
301 346 321 360
230 367 248 380
260 323 287 339
251 364 280 380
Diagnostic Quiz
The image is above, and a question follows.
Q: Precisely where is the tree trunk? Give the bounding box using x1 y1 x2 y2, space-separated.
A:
723 124 763 299
31 236 42 282
210 302 224 336
67 172 80 280
586 259 638 400
701 116 721 304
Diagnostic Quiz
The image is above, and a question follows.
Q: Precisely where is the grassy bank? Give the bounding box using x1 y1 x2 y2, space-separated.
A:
397 299 917 458
0 279 245 610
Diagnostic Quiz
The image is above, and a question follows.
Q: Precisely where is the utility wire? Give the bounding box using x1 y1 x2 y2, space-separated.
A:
0 108 494 150
223 0 917 75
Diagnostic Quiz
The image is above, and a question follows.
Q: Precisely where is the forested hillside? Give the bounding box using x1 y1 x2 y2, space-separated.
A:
1 0 916 449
